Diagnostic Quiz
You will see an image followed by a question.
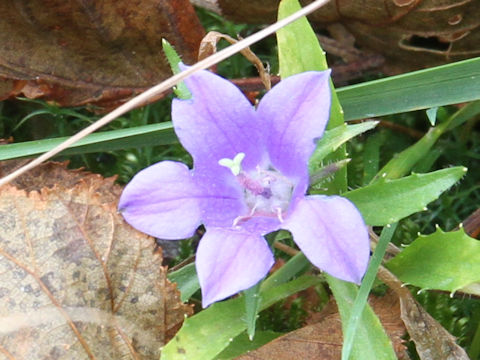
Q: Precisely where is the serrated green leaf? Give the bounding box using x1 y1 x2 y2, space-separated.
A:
386 228 480 295
345 167 467 226
160 275 321 360
162 39 191 99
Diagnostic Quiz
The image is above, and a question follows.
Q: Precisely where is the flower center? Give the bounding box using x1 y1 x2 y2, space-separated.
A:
219 153 294 223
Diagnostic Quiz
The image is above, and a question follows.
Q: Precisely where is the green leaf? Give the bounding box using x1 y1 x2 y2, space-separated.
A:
260 250 311 291
344 167 467 226
277 0 347 194
276 0 327 78
338 56 480 121
309 121 378 169
0 122 176 160
342 223 398 360
162 39 191 99
5 62 480 162
160 275 320 360
374 123 448 181
327 276 397 360
244 282 262 340
167 263 200 302
373 101 480 181
386 228 480 296
426 107 438 126
362 131 386 184
214 331 282 360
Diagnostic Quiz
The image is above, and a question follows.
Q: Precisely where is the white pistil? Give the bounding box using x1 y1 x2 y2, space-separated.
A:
218 152 245 176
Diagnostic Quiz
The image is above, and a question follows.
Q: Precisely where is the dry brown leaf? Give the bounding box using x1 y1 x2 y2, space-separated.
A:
0 0 204 109
237 291 409 360
379 267 469 360
193 0 480 72
0 163 192 359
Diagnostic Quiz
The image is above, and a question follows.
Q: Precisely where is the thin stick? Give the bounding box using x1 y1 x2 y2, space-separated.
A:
0 0 330 187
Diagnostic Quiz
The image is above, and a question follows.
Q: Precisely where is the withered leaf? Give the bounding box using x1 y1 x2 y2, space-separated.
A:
237 291 409 360
379 267 469 360
193 0 480 72
0 164 192 359
0 0 204 108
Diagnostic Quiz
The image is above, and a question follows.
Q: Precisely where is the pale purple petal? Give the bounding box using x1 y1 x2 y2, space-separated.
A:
193 167 247 228
119 161 202 239
196 227 274 307
172 67 265 171
257 71 331 180
283 195 370 283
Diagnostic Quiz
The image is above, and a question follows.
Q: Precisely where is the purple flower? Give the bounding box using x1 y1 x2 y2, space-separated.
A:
119 67 370 307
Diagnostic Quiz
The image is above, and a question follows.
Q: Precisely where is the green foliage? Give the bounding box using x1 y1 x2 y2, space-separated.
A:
337 57 480 120
161 275 321 360
386 228 480 296
214 331 282 360
345 167 467 226
1 4 479 359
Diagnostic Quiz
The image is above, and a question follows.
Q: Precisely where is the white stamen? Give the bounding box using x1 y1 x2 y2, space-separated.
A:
275 207 285 223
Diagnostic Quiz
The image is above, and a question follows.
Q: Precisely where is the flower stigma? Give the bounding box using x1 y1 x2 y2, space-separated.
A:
219 153 294 225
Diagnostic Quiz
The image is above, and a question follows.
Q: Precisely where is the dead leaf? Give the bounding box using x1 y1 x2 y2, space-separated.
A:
193 0 480 73
0 161 102 194
0 0 205 109
461 208 480 239
0 163 192 359
237 291 409 360
378 267 469 360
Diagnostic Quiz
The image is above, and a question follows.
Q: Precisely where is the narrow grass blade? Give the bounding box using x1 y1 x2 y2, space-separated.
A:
0 123 175 160
338 57 480 121
341 223 398 360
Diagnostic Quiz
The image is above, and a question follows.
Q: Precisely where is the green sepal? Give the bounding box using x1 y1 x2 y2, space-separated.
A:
162 39 191 99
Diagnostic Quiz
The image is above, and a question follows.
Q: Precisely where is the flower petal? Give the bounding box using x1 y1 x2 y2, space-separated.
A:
257 71 331 180
283 195 370 283
193 168 247 228
172 67 264 171
119 161 202 239
196 227 274 307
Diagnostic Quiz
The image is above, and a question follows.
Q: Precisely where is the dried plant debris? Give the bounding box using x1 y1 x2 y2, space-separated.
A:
0 0 204 109
0 162 192 359
238 291 409 360
193 0 480 72
379 267 469 360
